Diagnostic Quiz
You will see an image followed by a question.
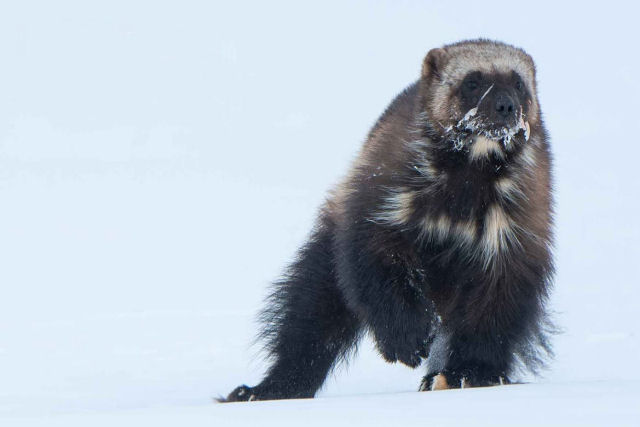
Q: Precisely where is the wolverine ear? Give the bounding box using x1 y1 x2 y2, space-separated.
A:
422 48 448 80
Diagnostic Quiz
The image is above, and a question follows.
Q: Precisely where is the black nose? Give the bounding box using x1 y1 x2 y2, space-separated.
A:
495 93 515 118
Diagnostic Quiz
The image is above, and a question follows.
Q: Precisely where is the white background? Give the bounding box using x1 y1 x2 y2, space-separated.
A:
1 1 639 425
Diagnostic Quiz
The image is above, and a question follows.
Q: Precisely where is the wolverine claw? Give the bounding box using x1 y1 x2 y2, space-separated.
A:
419 373 451 391
420 370 512 392
217 385 257 403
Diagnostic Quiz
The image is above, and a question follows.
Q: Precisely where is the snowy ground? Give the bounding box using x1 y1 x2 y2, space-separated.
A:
1 1 640 425
8 381 640 427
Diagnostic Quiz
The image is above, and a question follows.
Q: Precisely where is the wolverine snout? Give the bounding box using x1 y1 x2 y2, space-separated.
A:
494 91 516 119
482 88 520 129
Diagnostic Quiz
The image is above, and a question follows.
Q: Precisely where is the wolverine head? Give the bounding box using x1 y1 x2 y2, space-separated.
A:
419 40 540 155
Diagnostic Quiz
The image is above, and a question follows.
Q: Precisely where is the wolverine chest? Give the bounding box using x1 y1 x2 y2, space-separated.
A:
372 164 533 269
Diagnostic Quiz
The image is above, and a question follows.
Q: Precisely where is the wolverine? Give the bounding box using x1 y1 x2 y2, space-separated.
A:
221 39 554 402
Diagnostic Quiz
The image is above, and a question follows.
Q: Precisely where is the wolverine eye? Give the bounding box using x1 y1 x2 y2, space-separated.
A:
465 80 479 91
461 71 483 96
513 72 525 93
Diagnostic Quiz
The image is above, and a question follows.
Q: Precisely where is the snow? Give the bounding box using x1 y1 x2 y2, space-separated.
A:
7 382 640 427
1 0 640 425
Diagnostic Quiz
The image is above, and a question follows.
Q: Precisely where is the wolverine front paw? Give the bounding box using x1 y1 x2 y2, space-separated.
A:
419 371 510 391
378 341 427 368
217 385 259 403
419 373 451 391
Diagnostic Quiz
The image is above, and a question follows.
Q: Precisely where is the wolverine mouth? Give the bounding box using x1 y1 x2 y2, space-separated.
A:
443 82 531 151
445 109 530 150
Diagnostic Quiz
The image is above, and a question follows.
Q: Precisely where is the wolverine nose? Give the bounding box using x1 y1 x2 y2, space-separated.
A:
495 93 515 118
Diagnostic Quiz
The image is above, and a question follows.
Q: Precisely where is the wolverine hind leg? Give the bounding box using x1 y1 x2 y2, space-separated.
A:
221 218 360 402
